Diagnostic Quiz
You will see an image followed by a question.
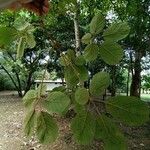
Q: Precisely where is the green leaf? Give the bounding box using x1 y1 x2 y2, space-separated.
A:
26 33 36 48
95 115 127 150
90 13 105 35
67 49 76 61
106 96 150 126
103 133 127 150
23 90 37 107
64 66 79 87
74 103 86 114
59 54 70 66
14 18 30 31
71 112 95 145
84 43 99 62
17 37 26 59
75 55 86 66
37 84 47 98
75 87 89 105
43 91 70 114
95 115 119 139
99 42 123 65
90 72 110 96
51 86 66 92
0 27 17 47
36 112 58 144
24 109 36 136
81 33 92 44
77 66 88 82
103 22 130 42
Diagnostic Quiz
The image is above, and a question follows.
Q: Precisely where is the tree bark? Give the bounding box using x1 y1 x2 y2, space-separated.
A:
74 1 81 53
130 51 142 97
111 65 116 96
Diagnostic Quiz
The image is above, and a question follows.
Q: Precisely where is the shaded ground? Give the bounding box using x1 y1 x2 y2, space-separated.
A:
0 91 149 150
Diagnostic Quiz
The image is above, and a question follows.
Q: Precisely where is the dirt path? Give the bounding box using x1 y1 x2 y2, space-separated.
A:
0 91 149 150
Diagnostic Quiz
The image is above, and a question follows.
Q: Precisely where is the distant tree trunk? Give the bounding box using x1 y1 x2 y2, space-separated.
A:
126 66 130 96
130 51 142 97
111 65 116 96
74 1 81 53
24 71 33 95
1 65 23 97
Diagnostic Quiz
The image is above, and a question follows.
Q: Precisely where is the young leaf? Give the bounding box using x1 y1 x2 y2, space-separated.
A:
103 22 130 42
24 109 36 136
71 112 95 145
75 87 89 105
106 96 150 126
26 33 36 48
90 72 110 96
43 91 70 114
90 13 105 35
36 112 58 144
23 90 37 107
99 42 123 65
17 37 26 59
14 18 30 31
84 43 99 62
81 33 92 44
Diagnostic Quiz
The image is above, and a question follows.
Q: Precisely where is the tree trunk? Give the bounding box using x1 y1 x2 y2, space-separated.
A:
126 66 130 96
74 1 81 53
130 51 142 97
24 71 33 95
111 65 116 96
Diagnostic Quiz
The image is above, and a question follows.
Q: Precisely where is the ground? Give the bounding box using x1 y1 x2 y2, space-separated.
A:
0 91 149 150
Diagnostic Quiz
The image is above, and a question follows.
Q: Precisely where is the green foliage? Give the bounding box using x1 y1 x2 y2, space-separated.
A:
95 115 127 150
90 12 105 35
17 37 26 58
64 66 79 87
71 111 95 145
20 13 149 149
99 42 123 65
75 87 89 105
81 33 92 44
90 72 110 96
84 43 99 62
103 22 130 42
43 91 70 115
23 90 37 107
24 109 36 136
106 96 149 126
103 133 127 150
36 112 58 144
0 27 17 48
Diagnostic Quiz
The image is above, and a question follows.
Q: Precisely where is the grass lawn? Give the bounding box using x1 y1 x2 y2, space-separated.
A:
118 93 150 102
